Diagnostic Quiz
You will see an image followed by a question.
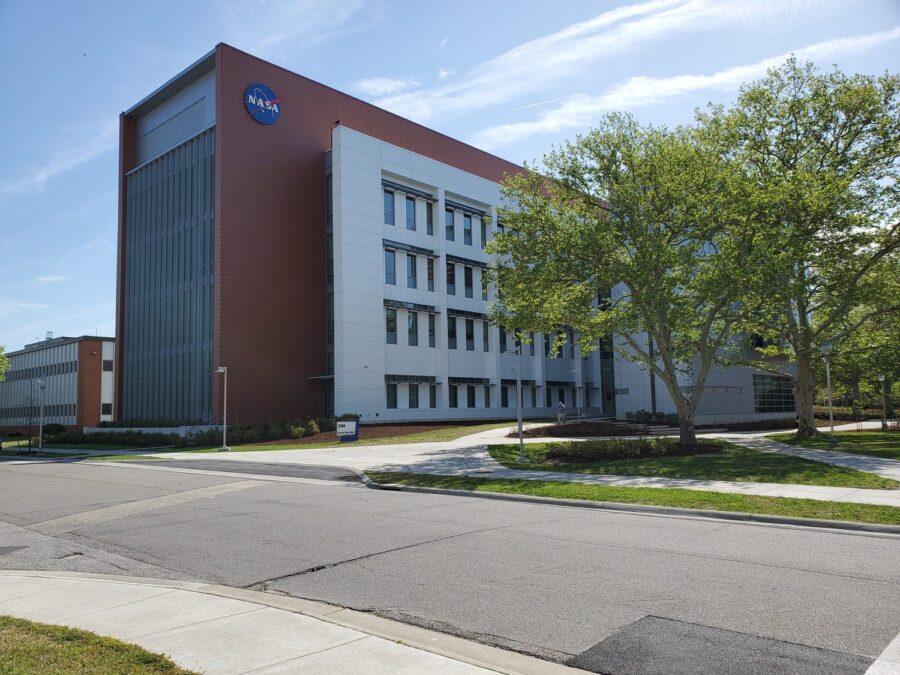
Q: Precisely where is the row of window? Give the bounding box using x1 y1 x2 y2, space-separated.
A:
384 190 490 249
5 360 79 381
384 249 488 300
386 383 586 410
0 402 77 420
384 308 577 358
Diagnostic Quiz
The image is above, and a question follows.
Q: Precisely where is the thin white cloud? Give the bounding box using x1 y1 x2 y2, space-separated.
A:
438 37 450 49
472 26 900 149
437 68 455 81
0 301 49 320
219 0 371 55
35 275 69 284
354 76 421 97
373 0 825 123
0 120 117 197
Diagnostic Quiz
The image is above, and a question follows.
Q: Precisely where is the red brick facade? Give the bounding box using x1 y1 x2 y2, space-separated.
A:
118 43 521 424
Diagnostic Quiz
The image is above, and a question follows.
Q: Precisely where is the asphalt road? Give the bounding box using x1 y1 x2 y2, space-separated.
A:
0 457 898 673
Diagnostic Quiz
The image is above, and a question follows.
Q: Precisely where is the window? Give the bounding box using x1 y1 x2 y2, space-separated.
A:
531 387 537 408
445 209 455 241
428 313 436 347
408 311 418 346
386 308 397 344
409 383 419 409
499 327 506 353
480 217 487 249
406 196 416 231
482 320 489 352
465 318 475 351
464 267 473 298
585 388 591 407
102 360 113 372
484 385 491 408
384 190 394 225
529 332 535 356
446 262 456 295
467 385 476 408
753 375 795 413
449 385 458 408
426 202 434 235
546 387 552 407
497 220 505 235
571 388 577 407
566 331 575 359
429 384 437 408
385 249 396 284
448 316 457 349
544 334 551 357
463 214 472 245
101 403 112 415
427 258 434 291
386 383 397 408
501 386 509 408
481 270 488 300
407 254 417 288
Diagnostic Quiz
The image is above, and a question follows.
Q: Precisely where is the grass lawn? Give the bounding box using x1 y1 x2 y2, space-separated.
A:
488 441 898 489
0 615 195 674
367 472 900 525
768 431 900 461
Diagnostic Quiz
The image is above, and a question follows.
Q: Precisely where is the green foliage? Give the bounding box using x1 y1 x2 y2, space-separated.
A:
46 430 186 447
41 423 66 435
490 112 761 444
542 437 717 462
0 345 8 382
305 418 320 436
703 58 900 435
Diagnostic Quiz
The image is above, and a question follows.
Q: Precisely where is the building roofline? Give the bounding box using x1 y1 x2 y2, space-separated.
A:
123 48 216 117
10 336 115 357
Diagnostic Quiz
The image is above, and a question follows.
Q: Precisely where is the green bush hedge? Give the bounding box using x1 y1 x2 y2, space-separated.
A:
624 410 679 426
544 437 721 463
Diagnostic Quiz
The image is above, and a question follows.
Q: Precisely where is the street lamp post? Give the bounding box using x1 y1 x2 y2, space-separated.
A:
216 366 229 452
514 343 526 463
570 368 581 421
878 373 887 431
38 379 46 451
821 342 836 449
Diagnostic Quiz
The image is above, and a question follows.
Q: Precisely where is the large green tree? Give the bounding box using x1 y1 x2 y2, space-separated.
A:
489 113 761 445
704 58 900 437
0 346 8 382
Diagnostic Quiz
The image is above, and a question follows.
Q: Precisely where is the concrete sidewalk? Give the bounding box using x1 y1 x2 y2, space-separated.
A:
0 570 580 674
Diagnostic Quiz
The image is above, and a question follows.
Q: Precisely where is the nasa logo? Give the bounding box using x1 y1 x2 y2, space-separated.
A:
244 83 280 125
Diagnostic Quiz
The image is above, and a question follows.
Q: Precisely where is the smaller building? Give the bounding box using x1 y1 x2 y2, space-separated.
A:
0 335 115 432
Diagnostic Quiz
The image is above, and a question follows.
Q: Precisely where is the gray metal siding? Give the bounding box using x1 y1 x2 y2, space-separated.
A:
136 99 208 166
122 128 215 422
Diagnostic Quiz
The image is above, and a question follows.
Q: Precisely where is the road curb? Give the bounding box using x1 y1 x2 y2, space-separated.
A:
0 570 584 675
355 471 900 536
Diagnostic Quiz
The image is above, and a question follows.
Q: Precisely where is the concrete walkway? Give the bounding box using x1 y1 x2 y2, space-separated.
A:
0 570 579 674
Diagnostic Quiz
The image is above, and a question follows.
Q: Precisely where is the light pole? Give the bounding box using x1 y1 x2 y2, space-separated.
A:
821 342 836 449
570 368 581 421
38 379 46 451
878 373 887 430
216 366 229 451
513 342 526 464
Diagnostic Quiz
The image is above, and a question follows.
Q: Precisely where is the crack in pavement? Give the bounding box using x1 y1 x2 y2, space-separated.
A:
244 514 586 591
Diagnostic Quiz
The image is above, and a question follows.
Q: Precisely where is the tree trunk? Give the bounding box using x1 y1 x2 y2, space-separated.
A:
795 352 817 437
850 371 861 418
678 413 697 446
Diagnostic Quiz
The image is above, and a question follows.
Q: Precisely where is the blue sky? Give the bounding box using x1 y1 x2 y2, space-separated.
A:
0 0 897 353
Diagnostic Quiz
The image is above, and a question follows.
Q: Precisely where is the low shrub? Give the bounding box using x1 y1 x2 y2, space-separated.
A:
42 423 66 436
46 430 183 447
289 424 306 439
305 419 320 436
543 437 721 463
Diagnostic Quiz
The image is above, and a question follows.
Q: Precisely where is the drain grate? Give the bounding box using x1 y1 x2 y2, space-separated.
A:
568 616 872 675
